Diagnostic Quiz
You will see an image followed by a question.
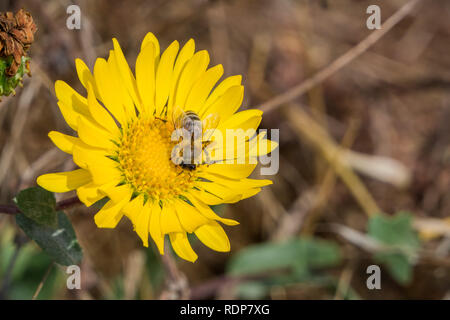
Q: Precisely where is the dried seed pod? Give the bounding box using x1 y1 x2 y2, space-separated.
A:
0 9 37 97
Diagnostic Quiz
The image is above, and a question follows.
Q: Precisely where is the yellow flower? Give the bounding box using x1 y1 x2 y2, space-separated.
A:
37 33 277 262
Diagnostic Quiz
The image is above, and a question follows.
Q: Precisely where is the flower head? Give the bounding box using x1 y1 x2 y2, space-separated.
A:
37 33 277 262
0 9 36 97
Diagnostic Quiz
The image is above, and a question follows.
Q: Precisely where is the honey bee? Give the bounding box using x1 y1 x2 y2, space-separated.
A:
170 107 220 171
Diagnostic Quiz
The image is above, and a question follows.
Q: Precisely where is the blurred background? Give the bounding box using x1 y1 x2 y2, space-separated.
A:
0 0 449 300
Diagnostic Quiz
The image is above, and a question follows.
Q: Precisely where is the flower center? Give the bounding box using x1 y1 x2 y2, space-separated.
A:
118 117 195 200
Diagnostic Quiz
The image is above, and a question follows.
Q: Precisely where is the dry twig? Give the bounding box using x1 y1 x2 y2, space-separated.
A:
259 0 424 113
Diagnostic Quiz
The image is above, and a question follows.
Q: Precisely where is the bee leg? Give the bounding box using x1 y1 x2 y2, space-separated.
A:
203 148 212 165
155 116 167 123
160 104 169 118
171 144 183 165
192 145 203 165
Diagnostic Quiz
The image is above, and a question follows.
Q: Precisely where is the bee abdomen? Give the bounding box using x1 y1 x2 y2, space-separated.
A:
184 111 201 121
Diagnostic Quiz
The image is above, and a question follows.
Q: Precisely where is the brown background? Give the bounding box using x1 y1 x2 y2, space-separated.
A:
0 0 449 299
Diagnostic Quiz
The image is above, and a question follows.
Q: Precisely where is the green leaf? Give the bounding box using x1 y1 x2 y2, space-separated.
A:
368 212 420 285
227 238 342 299
227 237 341 277
15 211 83 266
228 240 299 276
14 187 57 228
377 252 412 285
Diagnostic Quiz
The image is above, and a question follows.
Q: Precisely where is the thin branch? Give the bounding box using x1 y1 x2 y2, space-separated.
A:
56 196 83 211
0 204 21 215
189 269 290 300
259 0 424 113
190 274 243 300
159 240 189 300
32 262 54 300
0 196 82 216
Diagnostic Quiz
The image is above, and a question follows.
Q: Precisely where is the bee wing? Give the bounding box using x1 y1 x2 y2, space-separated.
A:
171 105 186 128
202 113 221 141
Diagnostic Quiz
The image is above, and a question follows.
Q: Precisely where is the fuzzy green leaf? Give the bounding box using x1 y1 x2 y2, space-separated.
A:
227 237 342 299
368 212 420 285
14 187 58 228
15 212 83 266
227 237 341 277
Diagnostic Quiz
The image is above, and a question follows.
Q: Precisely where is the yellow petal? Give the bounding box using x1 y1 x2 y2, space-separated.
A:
216 130 256 164
149 202 164 254
57 102 79 131
174 50 209 110
155 40 179 115
48 131 78 154
76 182 105 207
189 188 236 206
187 64 224 113
107 50 137 121
136 42 156 115
240 187 263 200
99 183 133 204
194 180 243 204
94 198 129 228
72 143 109 169
77 116 117 150
90 168 121 186
122 194 145 223
112 38 142 113
124 196 150 247
55 81 90 116
169 232 198 263
93 58 127 126
168 39 195 110
248 135 279 157
218 109 262 131
184 193 239 226
86 82 120 136
122 195 153 248
195 221 230 252
141 32 160 58
37 169 91 193
87 158 122 185
202 85 244 120
202 163 257 180
173 199 209 233
214 131 278 164
203 75 242 110
203 171 273 190
55 81 92 130
75 58 100 98
160 203 183 234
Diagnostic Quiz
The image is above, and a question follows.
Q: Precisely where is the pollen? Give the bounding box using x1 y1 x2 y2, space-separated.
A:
118 117 194 200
